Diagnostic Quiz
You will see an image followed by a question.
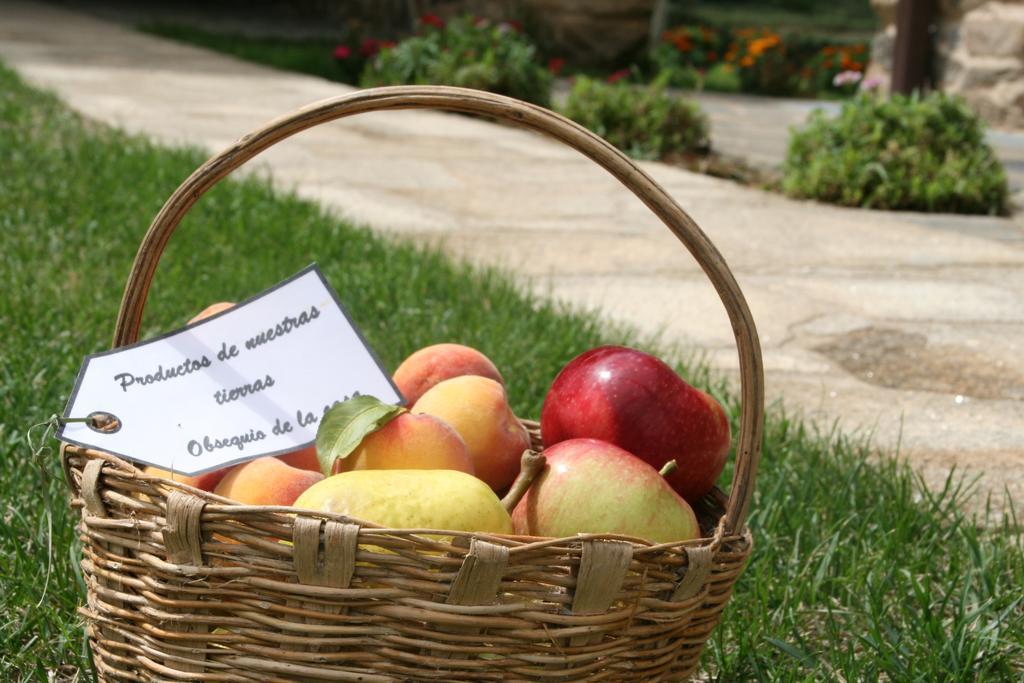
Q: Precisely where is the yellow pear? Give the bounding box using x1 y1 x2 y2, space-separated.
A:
294 469 513 534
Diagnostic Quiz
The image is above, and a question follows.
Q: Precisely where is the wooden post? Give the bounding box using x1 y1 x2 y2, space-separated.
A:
891 0 937 94
649 0 669 52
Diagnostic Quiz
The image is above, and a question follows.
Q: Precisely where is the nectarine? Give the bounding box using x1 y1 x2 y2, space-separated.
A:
393 343 503 405
412 376 529 492
143 465 230 492
189 301 235 324
213 457 323 506
331 412 474 475
277 445 321 473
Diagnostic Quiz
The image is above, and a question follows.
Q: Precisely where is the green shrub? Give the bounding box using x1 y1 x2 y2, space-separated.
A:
703 63 741 92
783 93 1008 214
655 63 701 90
360 15 551 107
560 76 709 160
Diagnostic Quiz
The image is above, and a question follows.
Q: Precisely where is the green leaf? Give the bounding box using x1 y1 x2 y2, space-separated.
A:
316 395 405 475
765 637 815 666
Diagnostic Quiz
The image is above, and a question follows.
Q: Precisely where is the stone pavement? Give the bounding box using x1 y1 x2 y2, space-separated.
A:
3 1 1022 516
66 0 1024 201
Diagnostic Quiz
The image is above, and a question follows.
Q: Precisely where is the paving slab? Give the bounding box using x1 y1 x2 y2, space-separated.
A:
2 1 1023 517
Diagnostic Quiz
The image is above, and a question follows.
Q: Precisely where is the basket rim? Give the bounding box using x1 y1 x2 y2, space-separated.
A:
62 443 752 553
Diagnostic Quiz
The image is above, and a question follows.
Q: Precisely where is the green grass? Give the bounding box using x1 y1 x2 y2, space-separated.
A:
140 23 356 84
1 61 1022 681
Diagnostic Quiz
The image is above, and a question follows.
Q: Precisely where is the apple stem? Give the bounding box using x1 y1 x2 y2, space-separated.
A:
659 459 678 478
501 450 547 513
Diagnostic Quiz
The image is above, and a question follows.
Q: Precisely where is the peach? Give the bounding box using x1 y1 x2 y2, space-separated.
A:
213 457 323 506
331 412 473 475
412 376 529 492
144 465 231 492
393 343 503 405
277 445 321 473
189 301 235 324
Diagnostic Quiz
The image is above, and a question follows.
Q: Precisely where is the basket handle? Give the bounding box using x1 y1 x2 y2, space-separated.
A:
111 86 764 535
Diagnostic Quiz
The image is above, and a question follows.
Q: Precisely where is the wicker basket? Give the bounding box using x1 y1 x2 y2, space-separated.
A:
62 86 764 681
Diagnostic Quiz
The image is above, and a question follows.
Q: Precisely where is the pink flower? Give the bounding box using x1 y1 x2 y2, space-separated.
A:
547 57 566 75
607 69 630 84
859 75 883 92
832 70 863 87
333 45 351 60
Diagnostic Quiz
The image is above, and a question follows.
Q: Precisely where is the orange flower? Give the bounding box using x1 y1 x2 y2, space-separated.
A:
822 46 837 56
747 35 781 57
740 55 755 67
674 34 694 52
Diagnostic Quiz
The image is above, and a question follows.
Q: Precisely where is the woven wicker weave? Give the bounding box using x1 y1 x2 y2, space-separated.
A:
62 86 764 681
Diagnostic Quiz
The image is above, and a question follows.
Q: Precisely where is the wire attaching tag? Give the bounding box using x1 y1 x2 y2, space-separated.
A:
27 414 63 463
27 413 92 481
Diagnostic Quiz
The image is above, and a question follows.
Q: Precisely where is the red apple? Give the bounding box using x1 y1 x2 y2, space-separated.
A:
540 345 730 503
511 438 699 543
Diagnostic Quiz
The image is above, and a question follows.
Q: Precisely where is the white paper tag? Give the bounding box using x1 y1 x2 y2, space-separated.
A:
59 264 403 475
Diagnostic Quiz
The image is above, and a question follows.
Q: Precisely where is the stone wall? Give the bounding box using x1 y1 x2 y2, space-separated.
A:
869 0 1024 128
